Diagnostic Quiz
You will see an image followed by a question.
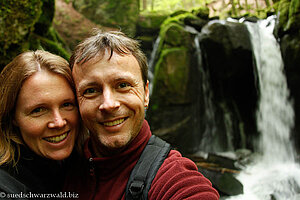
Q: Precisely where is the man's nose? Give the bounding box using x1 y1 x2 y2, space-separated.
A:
98 88 120 112
48 110 67 128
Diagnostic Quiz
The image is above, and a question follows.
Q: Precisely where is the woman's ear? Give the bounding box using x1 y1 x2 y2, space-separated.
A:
13 118 19 127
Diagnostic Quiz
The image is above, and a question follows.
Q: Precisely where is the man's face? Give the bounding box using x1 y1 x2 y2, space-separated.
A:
72 51 149 156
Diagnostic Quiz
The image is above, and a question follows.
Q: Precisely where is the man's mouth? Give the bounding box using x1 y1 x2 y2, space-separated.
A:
102 118 126 127
43 131 69 143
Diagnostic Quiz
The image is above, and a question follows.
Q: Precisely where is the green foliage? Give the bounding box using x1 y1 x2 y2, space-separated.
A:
285 0 300 32
33 35 70 60
161 12 197 28
140 0 274 19
138 11 169 30
153 47 190 105
140 0 207 13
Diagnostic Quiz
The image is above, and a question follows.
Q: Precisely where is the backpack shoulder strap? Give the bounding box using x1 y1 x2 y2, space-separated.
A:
125 135 171 200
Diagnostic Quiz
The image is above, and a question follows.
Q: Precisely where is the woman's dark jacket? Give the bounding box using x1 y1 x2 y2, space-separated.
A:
0 145 66 197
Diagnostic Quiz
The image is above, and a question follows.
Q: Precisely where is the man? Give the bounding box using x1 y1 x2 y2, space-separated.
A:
64 30 219 200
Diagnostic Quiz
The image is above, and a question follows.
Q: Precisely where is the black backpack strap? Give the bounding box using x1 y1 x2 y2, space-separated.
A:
125 135 171 200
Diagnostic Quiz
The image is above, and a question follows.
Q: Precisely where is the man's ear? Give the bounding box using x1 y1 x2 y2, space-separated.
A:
144 80 150 108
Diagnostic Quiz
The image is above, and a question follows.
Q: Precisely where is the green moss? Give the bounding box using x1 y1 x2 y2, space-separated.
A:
277 0 291 33
163 23 187 46
285 0 300 32
161 12 197 28
192 7 210 20
34 0 55 36
138 12 168 31
0 0 42 68
152 47 190 105
34 35 70 60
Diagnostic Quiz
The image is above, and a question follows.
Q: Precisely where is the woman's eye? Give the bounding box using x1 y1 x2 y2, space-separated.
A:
63 102 74 108
30 107 45 115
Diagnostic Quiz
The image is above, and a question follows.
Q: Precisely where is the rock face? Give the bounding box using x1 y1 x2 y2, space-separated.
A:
276 0 300 151
146 0 300 154
199 20 258 151
146 12 258 154
73 0 139 36
0 0 70 70
0 0 42 69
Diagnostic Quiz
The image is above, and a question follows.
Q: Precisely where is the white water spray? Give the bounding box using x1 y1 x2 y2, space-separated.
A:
148 37 161 96
227 16 300 200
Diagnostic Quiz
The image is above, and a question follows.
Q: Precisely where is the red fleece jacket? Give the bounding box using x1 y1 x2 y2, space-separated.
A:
64 120 219 200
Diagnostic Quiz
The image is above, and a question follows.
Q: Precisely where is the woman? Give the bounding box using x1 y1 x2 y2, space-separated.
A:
0 50 82 195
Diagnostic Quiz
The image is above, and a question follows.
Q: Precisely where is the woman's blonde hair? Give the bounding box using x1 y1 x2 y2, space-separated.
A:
0 50 84 167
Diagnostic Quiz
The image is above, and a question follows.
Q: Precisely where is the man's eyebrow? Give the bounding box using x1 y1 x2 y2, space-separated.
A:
114 76 133 82
77 81 99 91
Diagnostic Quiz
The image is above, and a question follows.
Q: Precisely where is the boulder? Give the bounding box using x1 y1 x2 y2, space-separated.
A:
199 20 258 150
275 0 300 152
0 0 42 69
73 0 139 36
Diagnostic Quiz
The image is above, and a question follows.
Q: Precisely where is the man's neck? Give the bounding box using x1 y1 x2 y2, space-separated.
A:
90 139 126 158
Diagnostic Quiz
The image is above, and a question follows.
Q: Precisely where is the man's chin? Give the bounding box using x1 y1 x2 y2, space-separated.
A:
93 136 131 157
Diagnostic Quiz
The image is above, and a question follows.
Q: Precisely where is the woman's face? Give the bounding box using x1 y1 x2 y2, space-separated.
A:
14 70 78 160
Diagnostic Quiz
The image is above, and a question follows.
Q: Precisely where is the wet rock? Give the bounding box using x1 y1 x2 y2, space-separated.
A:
188 153 244 196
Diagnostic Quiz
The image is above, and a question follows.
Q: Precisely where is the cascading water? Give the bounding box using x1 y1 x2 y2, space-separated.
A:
194 34 235 152
148 36 160 96
194 35 219 152
227 16 300 200
184 24 236 152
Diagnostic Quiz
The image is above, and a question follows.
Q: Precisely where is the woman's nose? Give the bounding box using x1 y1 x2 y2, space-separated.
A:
48 111 67 128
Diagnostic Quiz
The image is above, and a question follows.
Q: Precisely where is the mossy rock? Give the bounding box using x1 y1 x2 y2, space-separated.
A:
30 34 70 60
275 0 300 37
285 0 300 33
160 21 194 50
275 0 291 37
34 0 55 36
169 10 189 17
137 11 169 35
73 0 139 36
0 0 42 69
192 6 210 20
152 47 191 106
161 12 198 28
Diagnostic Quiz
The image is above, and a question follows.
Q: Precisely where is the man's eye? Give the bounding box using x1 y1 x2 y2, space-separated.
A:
83 88 100 97
118 83 130 89
83 88 96 94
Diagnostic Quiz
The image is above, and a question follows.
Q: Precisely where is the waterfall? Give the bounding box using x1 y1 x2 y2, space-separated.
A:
194 35 219 152
194 31 235 152
184 23 235 152
227 16 300 200
148 36 160 96
248 16 296 164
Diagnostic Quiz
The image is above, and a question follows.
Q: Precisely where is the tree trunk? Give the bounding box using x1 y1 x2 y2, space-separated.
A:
151 0 155 10
264 0 270 7
143 0 147 10
230 0 237 15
